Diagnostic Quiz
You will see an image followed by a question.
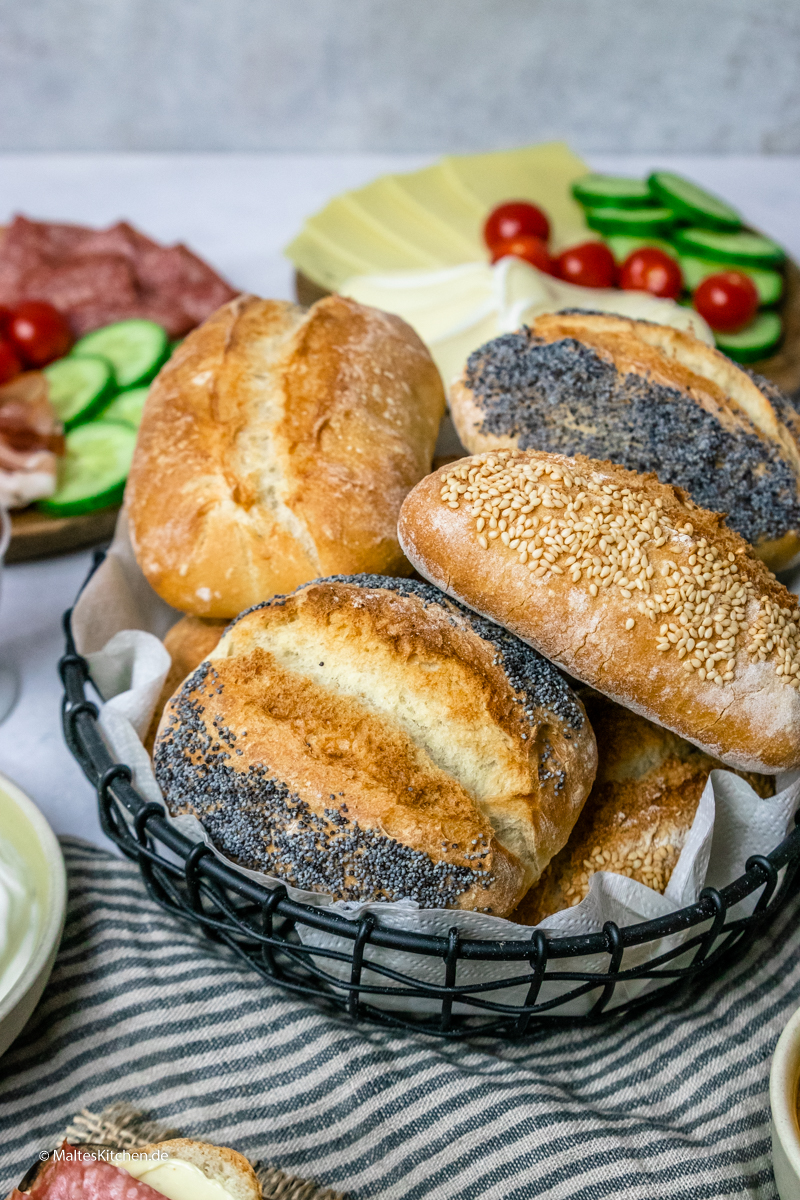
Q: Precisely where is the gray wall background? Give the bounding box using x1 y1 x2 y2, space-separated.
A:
1 0 799 154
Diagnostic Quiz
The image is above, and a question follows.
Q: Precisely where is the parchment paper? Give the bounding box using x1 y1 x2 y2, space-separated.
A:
72 511 800 1015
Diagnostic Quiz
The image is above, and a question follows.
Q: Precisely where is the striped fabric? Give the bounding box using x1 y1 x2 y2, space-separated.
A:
0 838 797 1199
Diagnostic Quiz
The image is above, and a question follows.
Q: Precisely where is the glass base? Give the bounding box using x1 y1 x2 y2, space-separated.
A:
0 665 18 724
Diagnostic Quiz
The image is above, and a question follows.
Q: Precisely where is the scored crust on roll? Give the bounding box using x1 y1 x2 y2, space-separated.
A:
449 311 800 571
398 449 800 773
514 691 774 926
153 576 597 916
126 293 446 618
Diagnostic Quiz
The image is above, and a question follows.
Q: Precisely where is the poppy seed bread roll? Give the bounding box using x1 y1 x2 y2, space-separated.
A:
127 293 446 618
450 312 800 571
398 449 800 773
153 576 597 915
514 691 775 926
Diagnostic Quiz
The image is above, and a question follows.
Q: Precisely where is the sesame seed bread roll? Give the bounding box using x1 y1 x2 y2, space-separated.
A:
514 692 774 926
450 312 800 572
153 576 597 915
398 449 800 774
127 293 446 618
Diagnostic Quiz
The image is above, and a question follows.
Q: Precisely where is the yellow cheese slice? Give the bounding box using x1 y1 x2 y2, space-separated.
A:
116 1154 234 1200
285 142 593 290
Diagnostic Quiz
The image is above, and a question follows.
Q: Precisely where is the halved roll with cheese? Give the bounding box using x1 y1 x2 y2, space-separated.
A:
398 449 800 773
449 312 800 572
153 576 597 916
7 1138 261 1199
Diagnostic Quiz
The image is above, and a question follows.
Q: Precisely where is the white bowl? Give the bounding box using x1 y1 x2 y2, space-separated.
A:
0 772 66 1059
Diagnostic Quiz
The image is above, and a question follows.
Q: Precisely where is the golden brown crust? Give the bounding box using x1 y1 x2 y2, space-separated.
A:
143 615 228 755
450 311 800 570
127 294 446 617
514 692 774 925
398 449 800 773
153 577 597 915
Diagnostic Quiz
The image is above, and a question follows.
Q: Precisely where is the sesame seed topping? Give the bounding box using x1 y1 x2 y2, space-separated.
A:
439 451 800 690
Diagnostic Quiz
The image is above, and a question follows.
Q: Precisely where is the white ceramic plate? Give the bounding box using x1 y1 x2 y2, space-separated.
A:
0 772 66 1059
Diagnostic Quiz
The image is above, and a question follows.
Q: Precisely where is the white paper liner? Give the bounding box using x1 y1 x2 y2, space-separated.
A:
73 511 800 1016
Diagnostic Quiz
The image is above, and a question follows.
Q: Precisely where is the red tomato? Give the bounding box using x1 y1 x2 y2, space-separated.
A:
554 241 617 289
693 271 759 333
9 301 72 366
0 339 21 385
619 248 683 299
490 234 554 274
484 202 550 249
0 307 13 334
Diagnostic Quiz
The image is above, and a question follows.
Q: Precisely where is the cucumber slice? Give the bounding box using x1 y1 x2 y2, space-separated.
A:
605 235 678 265
713 312 782 364
672 227 785 268
38 420 137 517
586 206 675 237
101 385 149 429
573 175 654 209
43 355 115 430
71 319 169 389
648 171 741 232
679 256 783 306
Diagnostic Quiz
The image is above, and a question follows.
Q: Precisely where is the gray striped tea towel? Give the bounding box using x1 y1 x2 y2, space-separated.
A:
0 837 797 1200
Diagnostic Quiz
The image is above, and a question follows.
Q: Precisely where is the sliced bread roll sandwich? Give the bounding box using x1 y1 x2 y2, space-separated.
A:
127 294 446 618
450 312 800 571
153 576 597 916
398 449 800 773
514 691 774 926
8 1137 260 1199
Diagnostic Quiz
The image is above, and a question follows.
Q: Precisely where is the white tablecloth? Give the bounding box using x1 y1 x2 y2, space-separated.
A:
0 152 798 849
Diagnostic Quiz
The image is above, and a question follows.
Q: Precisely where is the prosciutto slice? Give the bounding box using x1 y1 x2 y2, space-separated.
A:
0 373 62 509
0 215 237 338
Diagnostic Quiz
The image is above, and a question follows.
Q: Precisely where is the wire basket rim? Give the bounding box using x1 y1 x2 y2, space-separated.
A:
59 603 800 965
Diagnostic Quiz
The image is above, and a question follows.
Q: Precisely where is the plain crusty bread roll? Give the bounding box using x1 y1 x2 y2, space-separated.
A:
450 311 800 571
153 575 597 916
398 449 800 774
126 293 446 618
514 691 775 926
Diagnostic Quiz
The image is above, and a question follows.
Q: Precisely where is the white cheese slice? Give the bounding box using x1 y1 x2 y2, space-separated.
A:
343 257 714 388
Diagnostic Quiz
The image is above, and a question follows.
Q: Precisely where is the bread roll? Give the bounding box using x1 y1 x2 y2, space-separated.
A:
153 575 597 916
144 614 228 754
398 449 800 773
129 1139 261 1199
127 294 446 618
514 691 774 925
450 312 800 571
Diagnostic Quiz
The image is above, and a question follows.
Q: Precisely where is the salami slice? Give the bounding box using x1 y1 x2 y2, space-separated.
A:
25 1146 166 1199
0 214 238 338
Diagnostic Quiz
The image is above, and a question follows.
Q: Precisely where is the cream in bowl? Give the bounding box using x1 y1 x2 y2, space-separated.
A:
0 772 66 1059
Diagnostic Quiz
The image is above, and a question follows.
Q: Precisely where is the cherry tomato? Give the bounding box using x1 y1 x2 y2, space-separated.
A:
0 307 13 334
619 248 683 300
490 234 554 274
0 339 21 385
693 271 759 333
9 301 72 366
554 241 617 289
484 201 550 250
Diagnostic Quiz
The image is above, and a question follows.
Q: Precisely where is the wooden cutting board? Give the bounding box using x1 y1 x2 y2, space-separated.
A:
296 258 800 396
7 505 119 564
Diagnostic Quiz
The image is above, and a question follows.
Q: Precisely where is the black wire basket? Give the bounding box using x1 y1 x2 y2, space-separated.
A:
60 595 800 1040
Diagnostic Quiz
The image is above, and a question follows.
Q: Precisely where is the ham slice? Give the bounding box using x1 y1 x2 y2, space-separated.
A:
0 373 62 509
0 215 238 338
